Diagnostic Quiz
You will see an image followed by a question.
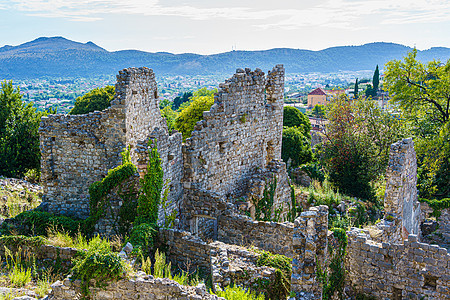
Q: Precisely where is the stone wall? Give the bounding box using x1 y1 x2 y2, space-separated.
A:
217 213 294 257
291 205 329 300
346 229 450 299
379 138 421 242
182 65 285 200
39 105 126 218
50 275 221 300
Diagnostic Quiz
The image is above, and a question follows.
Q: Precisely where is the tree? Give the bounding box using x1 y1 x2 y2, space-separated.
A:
0 81 51 177
283 106 311 138
385 50 450 199
320 95 404 200
174 88 216 140
373 65 380 91
172 91 193 111
281 127 313 168
385 49 450 125
311 104 326 119
69 86 115 115
354 78 359 99
160 106 177 134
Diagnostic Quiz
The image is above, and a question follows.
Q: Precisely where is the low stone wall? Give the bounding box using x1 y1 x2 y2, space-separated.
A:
217 214 294 257
346 229 450 299
50 274 223 300
157 228 211 274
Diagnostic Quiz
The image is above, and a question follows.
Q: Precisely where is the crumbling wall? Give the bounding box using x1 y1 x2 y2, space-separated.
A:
39 106 126 218
380 138 421 242
217 213 294 257
346 229 450 299
182 65 285 199
291 205 328 300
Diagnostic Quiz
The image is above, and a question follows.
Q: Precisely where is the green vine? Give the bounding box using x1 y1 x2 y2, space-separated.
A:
255 250 292 299
317 228 348 300
161 180 177 229
85 147 137 232
286 184 300 222
135 139 163 225
254 177 279 222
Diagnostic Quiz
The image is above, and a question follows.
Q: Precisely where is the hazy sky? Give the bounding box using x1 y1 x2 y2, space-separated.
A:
1 0 450 54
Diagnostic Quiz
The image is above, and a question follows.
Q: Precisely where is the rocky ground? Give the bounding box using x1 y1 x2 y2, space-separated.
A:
0 177 42 220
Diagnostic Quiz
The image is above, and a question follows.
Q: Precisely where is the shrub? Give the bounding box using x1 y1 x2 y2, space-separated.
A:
282 127 313 168
129 223 157 253
69 86 115 115
283 106 311 138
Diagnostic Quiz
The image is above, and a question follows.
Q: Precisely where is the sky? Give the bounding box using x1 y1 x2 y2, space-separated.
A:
1 0 450 54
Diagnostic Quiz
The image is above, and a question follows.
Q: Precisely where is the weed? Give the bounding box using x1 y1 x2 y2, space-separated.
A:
214 285 264 300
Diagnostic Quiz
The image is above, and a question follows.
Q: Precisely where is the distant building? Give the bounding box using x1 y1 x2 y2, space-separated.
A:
307 88 344 108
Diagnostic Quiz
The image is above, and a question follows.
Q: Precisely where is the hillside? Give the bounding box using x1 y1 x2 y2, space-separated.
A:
1 37 450 78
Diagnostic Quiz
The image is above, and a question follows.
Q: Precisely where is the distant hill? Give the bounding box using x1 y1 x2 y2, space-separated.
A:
1 37 450 78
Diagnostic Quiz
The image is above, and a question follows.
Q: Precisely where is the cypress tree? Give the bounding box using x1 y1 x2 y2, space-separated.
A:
354 78 359 99
373 65 380 91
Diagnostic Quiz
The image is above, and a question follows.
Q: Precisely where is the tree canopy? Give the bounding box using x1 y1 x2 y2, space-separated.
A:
281 127 313 168
69 86 115 115
172 91 193 111
0 81 52 177
174 88 216 140
283 106 311 138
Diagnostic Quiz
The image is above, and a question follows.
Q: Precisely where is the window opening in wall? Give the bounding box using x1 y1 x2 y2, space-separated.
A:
423 275 437 290
392 287 402 300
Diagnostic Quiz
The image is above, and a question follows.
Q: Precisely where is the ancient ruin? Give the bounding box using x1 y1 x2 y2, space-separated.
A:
38 66 450 299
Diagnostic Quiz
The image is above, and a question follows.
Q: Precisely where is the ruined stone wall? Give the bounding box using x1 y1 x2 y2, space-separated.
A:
382 138 421 242
39 106 126 218
182 65 285 200
291 205 329 300
346 229 450 299
217 213 294 257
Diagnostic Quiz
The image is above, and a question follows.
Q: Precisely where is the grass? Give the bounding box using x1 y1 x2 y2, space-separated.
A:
0 187 41 218
214 285 264 300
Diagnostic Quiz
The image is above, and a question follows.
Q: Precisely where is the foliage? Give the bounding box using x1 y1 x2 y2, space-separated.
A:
135 139 163 225
419 197 450 218
214 285 264 300
385 49 450 125
129 223 157 254
317 228 348 300
311 104 326 118
85 147 137 232
172 91 193 111
306 180 352 209
161 180 177 229
300 161 325 183
281 126 313 169
174 88 216 140
354 78 359 98
320 95 404 200
1 210 82 237
0 80 52 178
373 65 380 91
255 250 291 300
69 85 115 115
286 184 299 223
256 250 292 274
253 177 281 222
161 106 178 134
283 106 311 138
71 235 126 299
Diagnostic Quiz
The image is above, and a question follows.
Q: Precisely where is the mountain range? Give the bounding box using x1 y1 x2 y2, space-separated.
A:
1 37 450 78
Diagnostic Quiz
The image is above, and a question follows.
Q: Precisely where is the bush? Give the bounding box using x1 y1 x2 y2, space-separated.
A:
69 86 115 115
283 106 311 138
281 127 313 168
174 88 216 140
129 223 157 252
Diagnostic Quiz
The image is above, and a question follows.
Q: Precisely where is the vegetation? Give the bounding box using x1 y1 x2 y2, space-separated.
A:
172 91 193 111
253 178 282 222
174 88 216 140
0 81 53 178
419 197 450 218
69 85 115 115
255 250 292 300
161 106 178 134
320 95 404 200
282 106 311 138
281 126 313 168
311 104 326 118
214 285 264 300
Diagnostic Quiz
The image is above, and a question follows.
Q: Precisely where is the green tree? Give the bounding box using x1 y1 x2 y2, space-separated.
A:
373 65 380 91
0 81 51 178
311 104 326 119
354 78 359 99
160 106 178 134
385 50 450 199
283 106 311 138
172 91 193 111
69 86 115 115
174 88 216 140
320 95 404 200
281 127 313 168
